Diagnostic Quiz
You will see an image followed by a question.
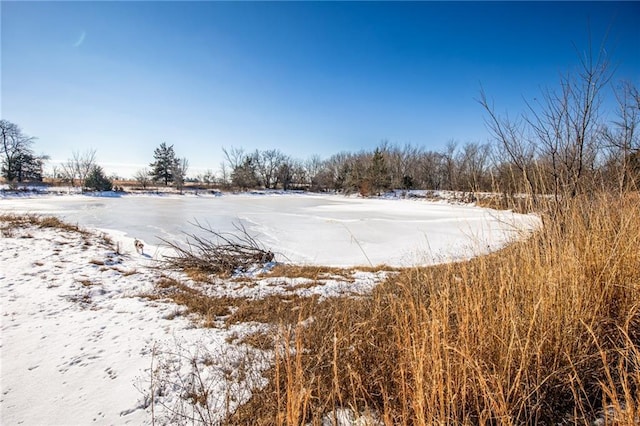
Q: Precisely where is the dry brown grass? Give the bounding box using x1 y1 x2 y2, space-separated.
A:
147 277 239 327
1 213 84 233
229 193 640 425
226 295 320 326
267 264 357 281
77 279 95 287
474 193 537 213
143 276 324 331
184 267 215 282
267 264 399 283
231 330 277 351
0 214 124 256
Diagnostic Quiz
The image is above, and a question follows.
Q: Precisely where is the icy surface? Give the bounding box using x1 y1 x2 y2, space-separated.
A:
0 192 538 267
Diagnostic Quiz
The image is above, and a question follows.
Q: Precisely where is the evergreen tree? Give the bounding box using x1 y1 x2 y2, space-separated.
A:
0 119 46 182
149 143 177 186
369 148 391 195
2 151 46 182
84 165 113 191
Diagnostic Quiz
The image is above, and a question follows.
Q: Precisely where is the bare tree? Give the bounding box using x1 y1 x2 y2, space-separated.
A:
479 90 539 196
255 149 287 189
602 81 640 191
389 143 422 189
440 140 460 190
306 154 327 191
199 169 215 188
134 168 151 189
172 157 189 194
61 149 97 190
218 161 230 187
231 154 260 191
457 142 491 192
287 158 308 190
526 43 611 199
222 146 245 172
481 35 613 204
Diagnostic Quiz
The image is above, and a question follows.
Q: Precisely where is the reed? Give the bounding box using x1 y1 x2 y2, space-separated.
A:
232 192 640 424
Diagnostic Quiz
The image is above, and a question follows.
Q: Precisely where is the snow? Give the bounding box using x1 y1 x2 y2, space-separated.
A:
0 192 539 424
0 223 273 424
0 192 538 267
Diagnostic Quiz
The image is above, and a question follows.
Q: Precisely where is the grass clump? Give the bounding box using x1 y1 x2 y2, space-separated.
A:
149 277 237 326
1 214 82 234
230 193 640 425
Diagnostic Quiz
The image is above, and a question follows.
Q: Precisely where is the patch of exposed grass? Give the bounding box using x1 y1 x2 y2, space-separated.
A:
184 267 214 283
225 294 320 326
0 214 122 255
283 280 322 292
0 213 88 235
228 330 276 351
142 276 323 331
37 215 87 234
267 264 397 282
117 268 139 277
147 277 240 327
68 293 93 306
267 265 356 281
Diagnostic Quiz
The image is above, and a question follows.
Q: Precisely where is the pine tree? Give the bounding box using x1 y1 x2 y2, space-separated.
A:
84 165 112 191
149 143 177 186
369 148 391 195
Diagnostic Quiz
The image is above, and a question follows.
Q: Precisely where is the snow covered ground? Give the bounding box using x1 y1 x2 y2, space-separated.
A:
0 193 538 424
0 220 259 424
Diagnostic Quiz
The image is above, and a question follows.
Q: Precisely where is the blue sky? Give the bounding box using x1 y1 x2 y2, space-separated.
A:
2 1 639 178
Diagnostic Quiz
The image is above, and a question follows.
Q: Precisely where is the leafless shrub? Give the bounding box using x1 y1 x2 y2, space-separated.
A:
162 221 275 277
138 338 271 426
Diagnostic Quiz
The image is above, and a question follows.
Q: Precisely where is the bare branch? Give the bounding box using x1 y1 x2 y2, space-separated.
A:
161 221 275 276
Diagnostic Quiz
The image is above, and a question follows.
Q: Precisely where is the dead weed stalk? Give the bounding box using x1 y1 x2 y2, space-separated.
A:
230 193 640 424
162 221 274 277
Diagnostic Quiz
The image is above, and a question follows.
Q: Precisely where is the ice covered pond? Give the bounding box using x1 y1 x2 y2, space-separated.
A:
0 192 538 267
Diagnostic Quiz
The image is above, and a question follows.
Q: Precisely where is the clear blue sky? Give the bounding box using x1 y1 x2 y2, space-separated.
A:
2 1 639 178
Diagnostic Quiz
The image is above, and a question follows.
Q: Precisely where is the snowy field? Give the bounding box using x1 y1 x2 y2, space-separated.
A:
0 193 538 424
0 192 538 267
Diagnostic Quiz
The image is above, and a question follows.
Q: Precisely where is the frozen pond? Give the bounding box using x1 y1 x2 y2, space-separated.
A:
0 193 538 267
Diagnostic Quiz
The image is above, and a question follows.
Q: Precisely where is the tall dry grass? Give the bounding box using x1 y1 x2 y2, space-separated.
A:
231 193 640 425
